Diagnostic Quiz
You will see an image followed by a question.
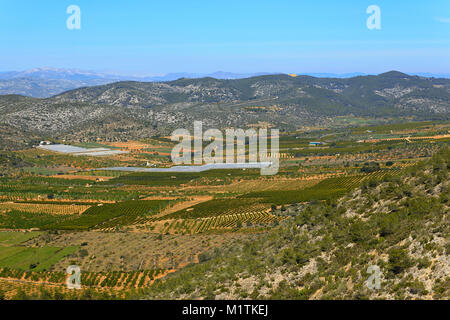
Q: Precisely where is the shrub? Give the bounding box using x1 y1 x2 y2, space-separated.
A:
360 162 380 173
79 249 89 258
388 248 412 275
198 252 211 263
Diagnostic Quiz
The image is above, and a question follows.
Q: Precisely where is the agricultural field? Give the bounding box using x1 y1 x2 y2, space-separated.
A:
0 231 78 272
0 120 448 299
0 202 91 215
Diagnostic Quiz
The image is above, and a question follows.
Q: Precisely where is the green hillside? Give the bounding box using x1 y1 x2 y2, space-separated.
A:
138 147 449 300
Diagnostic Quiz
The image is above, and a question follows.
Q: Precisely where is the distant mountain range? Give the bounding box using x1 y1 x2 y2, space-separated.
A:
0 70 448 150
0 68 122 98
0 68 273 82
1 68 449 98
0 68 121 81
0 69 277 98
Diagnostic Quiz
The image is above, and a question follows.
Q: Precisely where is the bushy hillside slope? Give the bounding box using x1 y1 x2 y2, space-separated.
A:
139 148 449 300
0 72 448 148
51 71 450 117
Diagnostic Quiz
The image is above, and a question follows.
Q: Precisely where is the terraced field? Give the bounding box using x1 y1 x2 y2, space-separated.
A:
240 170 398 205
45 200 172 230
0 202 91 215
104 169 263 186
0 120 446 300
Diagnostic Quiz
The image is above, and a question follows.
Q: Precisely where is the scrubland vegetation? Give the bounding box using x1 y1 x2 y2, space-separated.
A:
0 120 448 300
138 148 449 300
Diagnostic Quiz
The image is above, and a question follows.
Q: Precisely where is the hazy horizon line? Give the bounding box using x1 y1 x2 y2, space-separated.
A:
1 67 450 79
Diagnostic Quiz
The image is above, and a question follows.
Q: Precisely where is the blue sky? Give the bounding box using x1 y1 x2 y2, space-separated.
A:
0 0 449 75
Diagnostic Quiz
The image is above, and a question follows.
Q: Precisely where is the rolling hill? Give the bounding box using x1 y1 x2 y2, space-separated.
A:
0 71 449 149
138 147 450 300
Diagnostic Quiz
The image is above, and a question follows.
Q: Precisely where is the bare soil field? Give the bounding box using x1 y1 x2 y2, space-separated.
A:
141 196 213 221
23 231 252 273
